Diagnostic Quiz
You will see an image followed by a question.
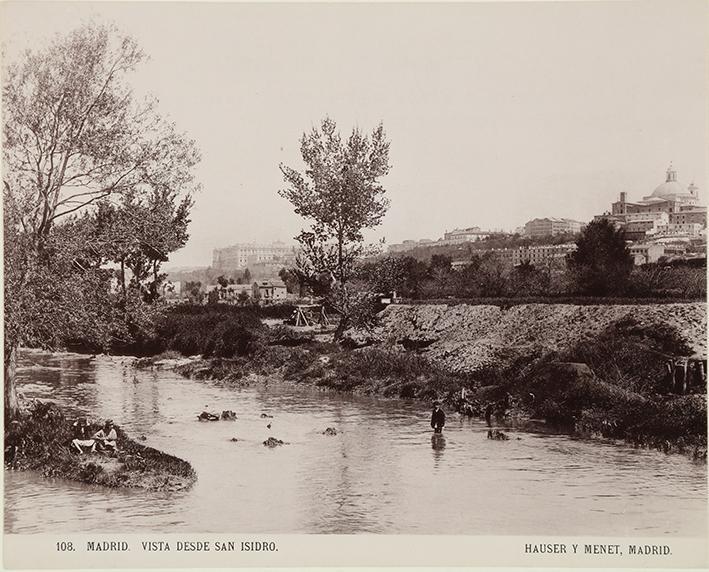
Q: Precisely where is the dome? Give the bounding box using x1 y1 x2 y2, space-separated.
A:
651 181 688 199
649 164 691 200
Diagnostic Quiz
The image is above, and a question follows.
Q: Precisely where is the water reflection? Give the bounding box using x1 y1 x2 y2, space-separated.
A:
4 350 708 536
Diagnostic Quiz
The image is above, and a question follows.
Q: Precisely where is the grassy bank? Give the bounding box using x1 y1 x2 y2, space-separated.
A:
466 317 707 459
159 305 706 460
5 401 196 491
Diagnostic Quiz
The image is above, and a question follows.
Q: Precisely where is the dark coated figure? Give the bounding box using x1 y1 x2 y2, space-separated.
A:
430 401 446 434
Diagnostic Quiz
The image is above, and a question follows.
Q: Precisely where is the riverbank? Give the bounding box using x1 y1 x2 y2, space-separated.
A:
156 302 706 461
4 400 196 491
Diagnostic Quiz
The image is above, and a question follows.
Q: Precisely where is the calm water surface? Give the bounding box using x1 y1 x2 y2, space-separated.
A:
4 350 707 535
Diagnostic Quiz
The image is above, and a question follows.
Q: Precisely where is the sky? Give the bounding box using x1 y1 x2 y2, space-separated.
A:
2 1 707 268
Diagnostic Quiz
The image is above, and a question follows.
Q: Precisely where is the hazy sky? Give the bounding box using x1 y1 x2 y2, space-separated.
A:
2 1 707 268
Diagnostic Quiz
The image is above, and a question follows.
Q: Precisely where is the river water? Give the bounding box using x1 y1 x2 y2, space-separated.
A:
4 350 707 535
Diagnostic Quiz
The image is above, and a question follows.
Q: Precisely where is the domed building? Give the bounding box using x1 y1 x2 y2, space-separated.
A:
597 164 706 243
642 164 700 206
612 164 700 215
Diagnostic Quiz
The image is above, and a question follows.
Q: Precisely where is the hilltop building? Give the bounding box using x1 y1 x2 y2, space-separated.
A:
612 164 701 216
212 241 296 270
443 227 492 243
598 164 706 241
388 239 435 253
451 243 577 269
524 217 585 237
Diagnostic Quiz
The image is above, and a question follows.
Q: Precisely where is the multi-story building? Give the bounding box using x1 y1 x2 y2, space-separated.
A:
387 239 436 253
452 243 577 269
650 223 704 238
598 164 706 241
669 207 707 226
212 241 296 270
524 217 585 237
443 227 492 243
611 164 702 218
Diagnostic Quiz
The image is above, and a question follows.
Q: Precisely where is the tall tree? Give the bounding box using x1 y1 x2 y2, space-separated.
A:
279 117 391 287
279 118 391 336
3 24 200 418
566 219 633 295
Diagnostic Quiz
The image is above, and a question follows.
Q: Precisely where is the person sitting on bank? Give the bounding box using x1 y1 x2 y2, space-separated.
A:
71 418 97 454
91 420 118 453
431 401 446 433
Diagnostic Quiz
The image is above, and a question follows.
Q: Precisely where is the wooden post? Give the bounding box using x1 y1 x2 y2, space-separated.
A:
666 360 676 393
680 359 688 395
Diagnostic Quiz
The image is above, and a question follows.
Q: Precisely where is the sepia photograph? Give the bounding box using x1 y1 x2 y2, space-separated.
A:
2 0 707 568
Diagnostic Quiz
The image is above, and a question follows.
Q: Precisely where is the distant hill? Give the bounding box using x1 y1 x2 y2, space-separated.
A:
384 232 581 262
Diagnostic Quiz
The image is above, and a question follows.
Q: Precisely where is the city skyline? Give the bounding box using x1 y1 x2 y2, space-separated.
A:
2 1 707 268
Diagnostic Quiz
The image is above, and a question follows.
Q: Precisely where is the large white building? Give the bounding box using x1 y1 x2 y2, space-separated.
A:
524 217 585 237
442 227 492 243
212 241 296 270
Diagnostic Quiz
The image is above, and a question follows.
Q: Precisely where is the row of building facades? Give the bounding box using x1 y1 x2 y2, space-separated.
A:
388 164 706 267
202 164 705 287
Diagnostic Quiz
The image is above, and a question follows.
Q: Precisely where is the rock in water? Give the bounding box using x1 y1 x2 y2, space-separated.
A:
263 437 286 447
197 411 220 422
322 427 338 436
230 437 239 442
260 413 273 418
221 410 237 420
487 429 510 440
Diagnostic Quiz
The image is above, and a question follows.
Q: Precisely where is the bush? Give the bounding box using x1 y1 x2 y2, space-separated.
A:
154 305 264 357
562 317 692 394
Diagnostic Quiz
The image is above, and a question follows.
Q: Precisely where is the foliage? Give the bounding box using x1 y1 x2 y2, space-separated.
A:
2 23 200 415
279 117 391 335
628 265 706 299
91 188 192 303
5 401 195 489
566 219 633 295
153 305 264 358
184 281 204 304
279 117 391 286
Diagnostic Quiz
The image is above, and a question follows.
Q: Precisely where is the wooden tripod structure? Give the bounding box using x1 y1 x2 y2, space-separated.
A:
292 304 331 327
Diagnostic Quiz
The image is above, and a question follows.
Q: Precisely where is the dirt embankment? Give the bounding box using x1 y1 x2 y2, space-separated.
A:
362 303 706 374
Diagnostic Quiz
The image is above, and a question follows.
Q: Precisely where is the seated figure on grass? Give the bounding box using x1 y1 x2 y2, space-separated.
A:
71 420 117 454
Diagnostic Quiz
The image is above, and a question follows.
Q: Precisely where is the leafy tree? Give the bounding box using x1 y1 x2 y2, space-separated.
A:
357 255 429 299
92 188 192 303
279 267 304 296
279 117 391 335
3 24 200 418
217 275 229 288
243 268 252 284
185 281 204 304
279 117 391 287
508 261 550 296
567 219 633 295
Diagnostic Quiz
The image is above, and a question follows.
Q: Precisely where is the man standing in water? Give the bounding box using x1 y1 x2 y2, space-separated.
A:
430 401 446 433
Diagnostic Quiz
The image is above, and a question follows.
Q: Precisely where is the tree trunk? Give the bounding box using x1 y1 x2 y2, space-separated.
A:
120 258 126 298
4 344 20 420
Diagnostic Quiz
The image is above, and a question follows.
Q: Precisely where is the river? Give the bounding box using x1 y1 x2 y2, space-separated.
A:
4 350 707 535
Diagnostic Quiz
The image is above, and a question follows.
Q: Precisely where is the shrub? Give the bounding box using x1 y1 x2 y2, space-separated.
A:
154 305 264 357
